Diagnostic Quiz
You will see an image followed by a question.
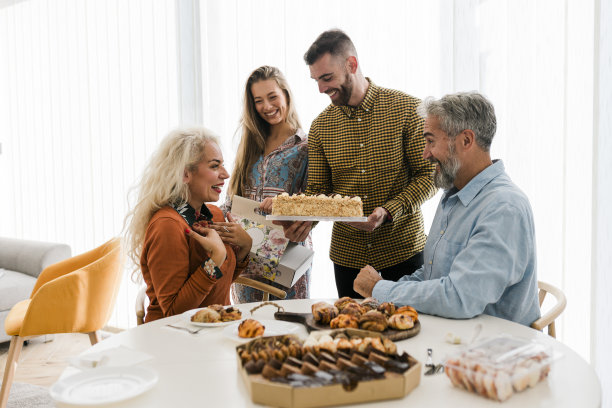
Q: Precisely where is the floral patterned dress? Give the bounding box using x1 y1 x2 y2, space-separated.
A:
223 129 312 302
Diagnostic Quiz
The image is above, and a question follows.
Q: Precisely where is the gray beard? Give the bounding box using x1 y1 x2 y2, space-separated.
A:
433 155 461 190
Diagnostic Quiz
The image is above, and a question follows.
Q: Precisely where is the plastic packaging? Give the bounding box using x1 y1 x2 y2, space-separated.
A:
444 334 553 401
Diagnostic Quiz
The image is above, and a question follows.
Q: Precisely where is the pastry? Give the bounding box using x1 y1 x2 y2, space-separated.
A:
311 302 339 324
358 310 388 332
219 306 242 322
377 302 396 317
387 313 414 330
207 304 225 313
191 308 220 323
339 302 365 317
238 319 265 338
334 296 358 311
395 305 418 321
329 314 359 329
360 297 380 311
271 193 363 217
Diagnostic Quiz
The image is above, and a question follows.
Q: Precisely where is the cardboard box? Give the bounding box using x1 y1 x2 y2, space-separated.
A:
237 333 421 408
231 196 313 288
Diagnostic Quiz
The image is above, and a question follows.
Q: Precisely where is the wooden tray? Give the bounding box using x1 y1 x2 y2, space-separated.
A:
274 311 420 341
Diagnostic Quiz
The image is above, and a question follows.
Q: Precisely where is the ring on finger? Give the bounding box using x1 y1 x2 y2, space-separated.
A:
223 226 229 232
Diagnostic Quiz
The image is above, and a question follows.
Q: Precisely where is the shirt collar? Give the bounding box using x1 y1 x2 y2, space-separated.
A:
446 160 505 206
339 78 377 117
172 201 213 226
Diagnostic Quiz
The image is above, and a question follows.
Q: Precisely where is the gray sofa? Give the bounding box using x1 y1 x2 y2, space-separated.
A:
0 237 71 342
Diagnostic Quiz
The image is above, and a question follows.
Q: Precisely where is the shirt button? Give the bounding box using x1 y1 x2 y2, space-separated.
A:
357 118 362 122
367 244 372 248
363 195 368 199
360 143 364 147
440 230 444 234
361 169 365 173
429 260 432 265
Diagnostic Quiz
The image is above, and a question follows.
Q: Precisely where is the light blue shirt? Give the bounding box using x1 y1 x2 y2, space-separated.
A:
373 160 540 326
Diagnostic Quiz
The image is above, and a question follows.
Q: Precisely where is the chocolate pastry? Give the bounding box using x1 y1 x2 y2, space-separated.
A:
377 302 396 317
300 362 319 375
262 364 281 379
191 308 220 323
358 310 388 332
207 304 225 313
238 319 265 338
330 314 359 329
219 306 242 322
339 302 365 317
334 296 358 311
280 363 302 376
360 297 380 311
311 302 339 325
387 313 414 330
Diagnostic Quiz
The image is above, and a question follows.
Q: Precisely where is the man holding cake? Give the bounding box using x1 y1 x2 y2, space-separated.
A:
279 29 437 298
353 92 541 326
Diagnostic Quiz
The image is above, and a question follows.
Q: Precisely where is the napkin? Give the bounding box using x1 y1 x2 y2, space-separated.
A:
68 345 153 370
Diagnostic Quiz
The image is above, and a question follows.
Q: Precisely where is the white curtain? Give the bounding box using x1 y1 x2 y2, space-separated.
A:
1 2 609 400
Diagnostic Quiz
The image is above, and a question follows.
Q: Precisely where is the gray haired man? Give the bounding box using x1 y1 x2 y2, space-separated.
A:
354 92 540 326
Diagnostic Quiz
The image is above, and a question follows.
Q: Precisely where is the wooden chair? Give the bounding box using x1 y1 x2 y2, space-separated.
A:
1 238 123 408
135 277 286 325
530 280 567 338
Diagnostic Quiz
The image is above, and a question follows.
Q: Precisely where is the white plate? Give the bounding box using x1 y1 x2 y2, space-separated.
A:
266 215 368 222
222 319 301 342
182 308 246 327
50 366 158 406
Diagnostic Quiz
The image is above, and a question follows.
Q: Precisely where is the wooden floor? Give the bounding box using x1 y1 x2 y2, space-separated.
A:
0 334 92 388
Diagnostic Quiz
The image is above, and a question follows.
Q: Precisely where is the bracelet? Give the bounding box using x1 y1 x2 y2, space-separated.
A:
202 258 223 280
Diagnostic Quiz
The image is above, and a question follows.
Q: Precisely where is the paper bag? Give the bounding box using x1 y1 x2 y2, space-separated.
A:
231 196 314 288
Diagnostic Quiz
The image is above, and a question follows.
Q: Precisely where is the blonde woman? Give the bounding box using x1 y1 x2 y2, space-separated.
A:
223 66 311 303
125 127 252 323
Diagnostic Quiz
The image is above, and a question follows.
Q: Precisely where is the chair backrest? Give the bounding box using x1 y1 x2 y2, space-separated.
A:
19 237 124 337
135 276 286 325
530 280 567 338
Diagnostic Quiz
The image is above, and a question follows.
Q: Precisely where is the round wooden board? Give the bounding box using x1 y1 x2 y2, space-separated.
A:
274 312 421 341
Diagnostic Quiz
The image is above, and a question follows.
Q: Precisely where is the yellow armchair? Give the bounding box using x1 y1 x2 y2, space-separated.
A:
0 237 123 408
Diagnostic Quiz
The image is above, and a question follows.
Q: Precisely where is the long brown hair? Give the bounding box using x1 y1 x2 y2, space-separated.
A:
228 66 301 197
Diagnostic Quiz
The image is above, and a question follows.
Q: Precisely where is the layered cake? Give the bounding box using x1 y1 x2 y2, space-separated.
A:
271 193 363 217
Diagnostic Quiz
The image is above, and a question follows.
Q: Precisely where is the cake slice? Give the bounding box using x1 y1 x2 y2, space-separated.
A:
271 193 363 217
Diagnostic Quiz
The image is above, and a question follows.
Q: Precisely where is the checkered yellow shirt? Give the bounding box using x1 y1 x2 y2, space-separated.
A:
306 79 437 269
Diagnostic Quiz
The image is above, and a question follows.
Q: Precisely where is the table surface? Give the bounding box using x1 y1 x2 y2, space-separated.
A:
56 299 601 408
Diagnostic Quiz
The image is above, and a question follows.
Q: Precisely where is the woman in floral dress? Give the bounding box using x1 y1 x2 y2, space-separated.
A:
223 65 311 303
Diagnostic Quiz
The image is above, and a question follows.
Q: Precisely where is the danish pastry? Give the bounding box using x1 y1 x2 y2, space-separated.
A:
329 314 359 329
238 319 265 338
360 297 380 311
387 313 414 330
377 302 396 317
339 302 365 317
334 296 358 311
219 306 242 322
395 305 418 321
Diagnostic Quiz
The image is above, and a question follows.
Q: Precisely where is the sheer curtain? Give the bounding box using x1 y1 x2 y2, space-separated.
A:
1 1 609 400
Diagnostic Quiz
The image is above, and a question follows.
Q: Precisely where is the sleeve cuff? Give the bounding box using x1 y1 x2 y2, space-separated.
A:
372 279 396 302
201 258 223 280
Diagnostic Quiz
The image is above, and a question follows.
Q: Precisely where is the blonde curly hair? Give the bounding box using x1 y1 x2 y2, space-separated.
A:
123 127 220 282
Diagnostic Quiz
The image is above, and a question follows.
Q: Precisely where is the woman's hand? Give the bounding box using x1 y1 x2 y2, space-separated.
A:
210 213 252 262
187 226 226 267
259 197 275 214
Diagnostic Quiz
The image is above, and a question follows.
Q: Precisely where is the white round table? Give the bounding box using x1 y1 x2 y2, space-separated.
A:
56 299 601 407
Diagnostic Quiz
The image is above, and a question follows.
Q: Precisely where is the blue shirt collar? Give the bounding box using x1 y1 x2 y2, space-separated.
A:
445 159 505 206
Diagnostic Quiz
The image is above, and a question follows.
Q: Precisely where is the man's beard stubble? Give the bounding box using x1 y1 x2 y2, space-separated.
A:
432 147 461 190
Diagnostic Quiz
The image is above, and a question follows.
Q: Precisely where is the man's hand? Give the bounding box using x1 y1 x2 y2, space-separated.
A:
354 265 383 298
272 220 313 242
345 207 389 231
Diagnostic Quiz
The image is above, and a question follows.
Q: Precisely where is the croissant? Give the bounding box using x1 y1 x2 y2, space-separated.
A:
238 319 265 338
360 297 380 311
358 310 388 332
191 308 220 323
387 313 414 330
311 302 338 324
330 314 359 329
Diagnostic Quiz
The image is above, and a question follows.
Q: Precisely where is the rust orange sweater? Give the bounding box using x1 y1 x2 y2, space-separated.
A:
141 205 248 323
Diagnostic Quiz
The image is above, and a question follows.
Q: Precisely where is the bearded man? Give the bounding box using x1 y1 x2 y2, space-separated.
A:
278 29 437 298
354 92 540 326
